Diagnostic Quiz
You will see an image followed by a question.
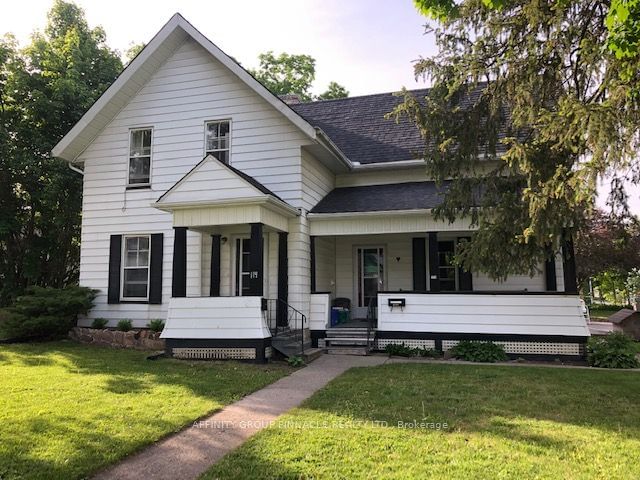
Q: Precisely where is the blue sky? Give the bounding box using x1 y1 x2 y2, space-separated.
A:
2 0 637 212
1 0 437 96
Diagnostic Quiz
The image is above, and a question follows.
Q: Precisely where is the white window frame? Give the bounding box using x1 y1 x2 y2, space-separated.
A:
204 119 232 164
127 127 153 187
121 234 151 301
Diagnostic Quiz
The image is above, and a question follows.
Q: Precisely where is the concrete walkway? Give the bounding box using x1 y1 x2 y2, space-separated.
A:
93 355 387 480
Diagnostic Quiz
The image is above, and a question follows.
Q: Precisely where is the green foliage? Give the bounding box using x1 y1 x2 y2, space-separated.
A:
0 286 96 340
147 319 165 333
0 1 122 306
287 355 305 367
250 51 316 101
384 342 442 358
125 42 145 63
450 341 508 363
626 268 640 297
116 319 133 332
250 51 348 102
588 332 640 369
575 210 640 289
317 81 349 100
394 1 640 279
91 317 108 329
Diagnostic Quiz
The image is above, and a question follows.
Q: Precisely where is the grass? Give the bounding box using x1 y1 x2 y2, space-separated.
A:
205 363 640 480
0 340 291 480
589 304 627 320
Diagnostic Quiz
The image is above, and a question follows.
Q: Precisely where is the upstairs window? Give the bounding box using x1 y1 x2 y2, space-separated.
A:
205 120 230 163
128 128 152 186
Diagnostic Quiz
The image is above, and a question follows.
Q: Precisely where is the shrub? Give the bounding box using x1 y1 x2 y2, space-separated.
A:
91 318 109 329
287 356 305 367
384 343 442 358
0 286 96 341
587 332 640 369
116 319 133 332
147 319 165 333
450 341 508 362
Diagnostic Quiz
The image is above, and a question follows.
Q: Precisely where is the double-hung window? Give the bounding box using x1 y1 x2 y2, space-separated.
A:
128 128 152 186
205 120 230 163
122 235 150 300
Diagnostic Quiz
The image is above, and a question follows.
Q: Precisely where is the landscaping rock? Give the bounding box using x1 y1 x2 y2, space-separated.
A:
69 326 165 351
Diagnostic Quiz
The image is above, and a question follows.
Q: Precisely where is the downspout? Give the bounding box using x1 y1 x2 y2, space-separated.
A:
67 162 84 175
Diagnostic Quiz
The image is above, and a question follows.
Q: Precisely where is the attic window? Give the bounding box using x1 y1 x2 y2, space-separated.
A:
128 128 152 186
205 120 230 164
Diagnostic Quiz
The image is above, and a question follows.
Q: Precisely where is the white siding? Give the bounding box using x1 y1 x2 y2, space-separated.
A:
161 296 270 339
78 37 311 325
335 166 428 187
288 214 311 323
314 236 336 294
301 150 335 210
310 293 331 330
377 292 590 337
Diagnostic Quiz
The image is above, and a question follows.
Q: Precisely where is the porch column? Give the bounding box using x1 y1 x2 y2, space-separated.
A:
248 223 264 296
562 235 578 294
210 234 221 297
412 237 427 291
172 227 187 297
310 235 316 293
544 246 557 292
277 232 288 326
428 232 440 292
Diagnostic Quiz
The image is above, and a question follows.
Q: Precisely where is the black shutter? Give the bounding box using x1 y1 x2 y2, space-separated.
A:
412 237 427 291
562 236 578 294
107 235 122 304
457 237 473 291
428 232 440 292
149 233 164 304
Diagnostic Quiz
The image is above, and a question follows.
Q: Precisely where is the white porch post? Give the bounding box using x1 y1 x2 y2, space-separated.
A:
288 211 311 324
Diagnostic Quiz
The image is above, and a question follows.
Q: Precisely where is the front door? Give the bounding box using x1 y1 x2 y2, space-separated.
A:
235 238 251 296
357 247 384 307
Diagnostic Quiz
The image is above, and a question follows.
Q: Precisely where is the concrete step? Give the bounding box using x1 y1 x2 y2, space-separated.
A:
327 347 368 356
327 328 369 334
326 338 369 346
302 348 324 362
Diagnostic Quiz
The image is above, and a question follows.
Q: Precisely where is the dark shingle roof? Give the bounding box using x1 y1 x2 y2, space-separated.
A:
310 181 449 214
291 89 430 165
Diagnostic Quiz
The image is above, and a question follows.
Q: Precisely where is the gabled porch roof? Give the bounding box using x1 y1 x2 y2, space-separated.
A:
153 155 298 231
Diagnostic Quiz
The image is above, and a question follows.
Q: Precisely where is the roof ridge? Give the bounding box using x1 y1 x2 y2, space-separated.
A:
296 87 432 105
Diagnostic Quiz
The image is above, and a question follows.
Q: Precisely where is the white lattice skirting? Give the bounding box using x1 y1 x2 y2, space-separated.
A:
441 340 582 356
172 347 257 360
376 339 437 350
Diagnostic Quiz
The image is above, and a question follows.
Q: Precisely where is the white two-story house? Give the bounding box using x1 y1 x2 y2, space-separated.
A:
52 14 589 362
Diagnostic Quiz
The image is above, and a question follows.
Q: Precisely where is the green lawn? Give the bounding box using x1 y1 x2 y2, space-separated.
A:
0 341 291 480
205 363 640 480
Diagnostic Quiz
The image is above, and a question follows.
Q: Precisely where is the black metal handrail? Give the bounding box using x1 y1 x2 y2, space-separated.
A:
366 296 377 353
264 298 306 356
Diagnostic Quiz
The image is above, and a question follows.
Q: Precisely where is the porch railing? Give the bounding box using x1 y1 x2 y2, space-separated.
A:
366 296 378 353
265 298 305 356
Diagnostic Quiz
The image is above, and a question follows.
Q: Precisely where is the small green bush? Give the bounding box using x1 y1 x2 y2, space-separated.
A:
0 286 96 341
287 356 305 367
91 318 109 329
587 332 640 369
116 319 133 332
147 319 165 333
384 343 442 358
450 340 508 362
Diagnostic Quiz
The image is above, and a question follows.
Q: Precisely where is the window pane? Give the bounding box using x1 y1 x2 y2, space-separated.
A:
126 237 138 251
123 268 148 298
130 129 151 157
205 121 230 164
138 236 149 250
138 250 149 267
129 157 150 184
126 251 138 267
212 150 229 163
